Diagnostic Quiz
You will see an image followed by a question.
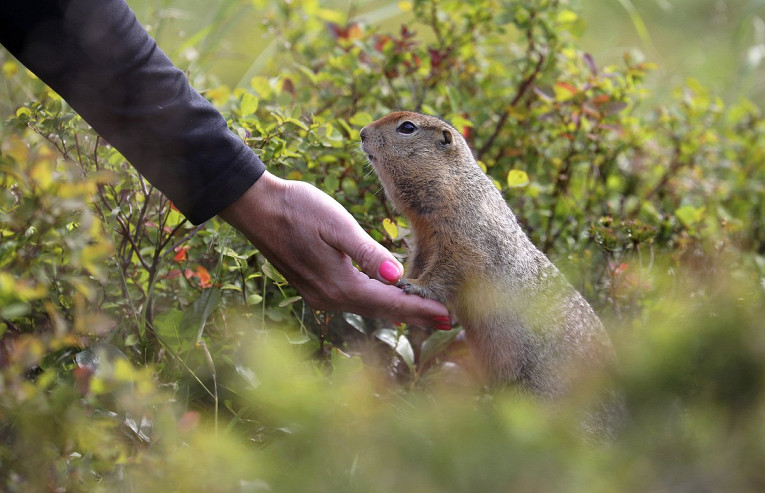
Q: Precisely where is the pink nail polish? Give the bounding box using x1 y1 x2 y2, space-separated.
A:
379 260 401 283
435 324 451 331
431 316 451 323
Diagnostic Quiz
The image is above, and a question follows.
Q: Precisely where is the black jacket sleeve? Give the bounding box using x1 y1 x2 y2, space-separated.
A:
0 0 265 224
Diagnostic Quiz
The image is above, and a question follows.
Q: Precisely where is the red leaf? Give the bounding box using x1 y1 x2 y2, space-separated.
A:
178 411 201 433
282 77 295 96
73 367 93 395
374 35 393 53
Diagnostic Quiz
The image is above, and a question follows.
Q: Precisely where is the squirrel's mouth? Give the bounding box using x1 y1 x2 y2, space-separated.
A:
360 143 376 163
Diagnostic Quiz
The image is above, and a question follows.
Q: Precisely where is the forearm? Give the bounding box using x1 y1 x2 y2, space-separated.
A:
0 0 264 224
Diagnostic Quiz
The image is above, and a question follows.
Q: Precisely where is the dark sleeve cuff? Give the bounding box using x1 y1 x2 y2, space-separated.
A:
179 147 266 225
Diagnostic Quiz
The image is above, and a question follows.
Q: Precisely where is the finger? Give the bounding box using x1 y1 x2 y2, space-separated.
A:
320 213 404 284
338 272 450 327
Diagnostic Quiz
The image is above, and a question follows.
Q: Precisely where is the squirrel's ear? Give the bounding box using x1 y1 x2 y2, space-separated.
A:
441 129 453 145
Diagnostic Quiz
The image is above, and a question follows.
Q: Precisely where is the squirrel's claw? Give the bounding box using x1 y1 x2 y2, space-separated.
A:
396 278 437 300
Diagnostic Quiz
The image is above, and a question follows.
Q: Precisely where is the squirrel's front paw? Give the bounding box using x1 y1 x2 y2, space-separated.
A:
396 278 436 300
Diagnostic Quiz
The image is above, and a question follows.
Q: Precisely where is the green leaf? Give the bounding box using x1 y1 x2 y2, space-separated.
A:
675 206 706 227
221 247 251 260
395 335 415 372
180 287 222 343
331 347 364 377
262 261 287 284
373 328 397 348
343 313 368 334
324 174 339 192
287 332 311 344
420 328 459 367
349 112 373 127
240 92 259 116
278 295 302 308
294 64 319 84
153 309 189 353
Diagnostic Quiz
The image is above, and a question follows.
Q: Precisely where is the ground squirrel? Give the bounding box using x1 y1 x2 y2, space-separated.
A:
360 111 616 401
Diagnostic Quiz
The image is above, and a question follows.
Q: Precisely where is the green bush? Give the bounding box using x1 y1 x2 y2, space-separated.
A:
1 0 764 490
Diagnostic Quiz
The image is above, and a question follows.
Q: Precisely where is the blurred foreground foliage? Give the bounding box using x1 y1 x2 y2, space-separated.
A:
1 0 764 490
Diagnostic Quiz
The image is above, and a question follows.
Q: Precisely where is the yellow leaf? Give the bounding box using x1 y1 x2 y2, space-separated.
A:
250 76 272 98
15 107 32 119
382 218 399 240
553 82 578 102
507 169 529 188
315 8 345 24
206 86 231 106
557 9 578 24
16 279 48 301
2 61 18 78
346 24 364 41
45 88 62 101
30 160 54 190
2 135 29 163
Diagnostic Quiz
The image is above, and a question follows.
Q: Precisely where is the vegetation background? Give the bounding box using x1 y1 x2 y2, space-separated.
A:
1 0 764 491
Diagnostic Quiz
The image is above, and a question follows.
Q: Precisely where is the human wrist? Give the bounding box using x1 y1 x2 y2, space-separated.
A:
218 170 285 237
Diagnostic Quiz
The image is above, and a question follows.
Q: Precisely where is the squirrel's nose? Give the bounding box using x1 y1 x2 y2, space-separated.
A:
360 127 368 142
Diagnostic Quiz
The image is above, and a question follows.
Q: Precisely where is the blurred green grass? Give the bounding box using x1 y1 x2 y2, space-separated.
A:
579 0 765 106
130 0 765 107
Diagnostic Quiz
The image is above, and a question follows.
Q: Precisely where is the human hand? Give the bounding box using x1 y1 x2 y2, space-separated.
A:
219 171 452 330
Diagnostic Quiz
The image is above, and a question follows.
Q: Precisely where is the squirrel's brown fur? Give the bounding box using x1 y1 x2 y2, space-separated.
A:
361 111 616 402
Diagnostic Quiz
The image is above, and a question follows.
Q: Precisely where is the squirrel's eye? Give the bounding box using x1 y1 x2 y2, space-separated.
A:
396 121 417 135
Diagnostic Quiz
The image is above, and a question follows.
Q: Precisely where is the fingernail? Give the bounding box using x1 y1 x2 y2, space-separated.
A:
431 316 451 323
435 324 451 331
393 322 402 328
379 260 401 283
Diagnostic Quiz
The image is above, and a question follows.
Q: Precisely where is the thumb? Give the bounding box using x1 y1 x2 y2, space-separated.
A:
322 212 404 284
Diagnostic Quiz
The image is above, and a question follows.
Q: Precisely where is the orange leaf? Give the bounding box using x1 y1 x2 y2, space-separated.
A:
173 247 188 262
196 265 212 288
346 23 363 41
